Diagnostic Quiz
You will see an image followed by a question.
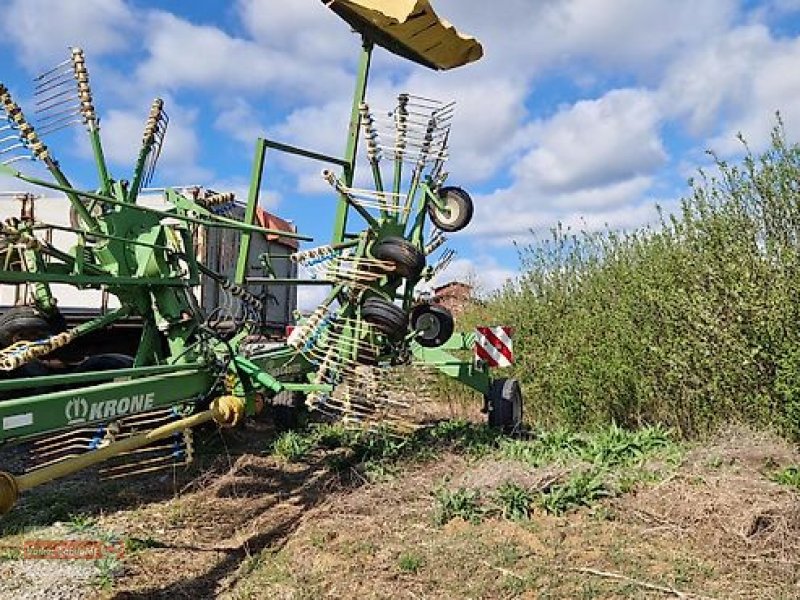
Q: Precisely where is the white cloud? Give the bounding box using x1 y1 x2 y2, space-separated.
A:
213 98 266 146
434 0 737 78
1 0 134 70
518 89 666 193
134 11 352 103
236 0 354 63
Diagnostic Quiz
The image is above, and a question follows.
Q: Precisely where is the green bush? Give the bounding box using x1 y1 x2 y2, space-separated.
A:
467 121 800 440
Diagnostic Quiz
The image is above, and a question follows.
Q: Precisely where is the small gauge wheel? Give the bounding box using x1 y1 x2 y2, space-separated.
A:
428 186 474 232
486 378 524 432
410 304 454 348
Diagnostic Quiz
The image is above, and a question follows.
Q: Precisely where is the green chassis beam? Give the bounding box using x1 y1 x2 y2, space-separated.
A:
410 333 490 396
0 363 204 393
0 369 214 442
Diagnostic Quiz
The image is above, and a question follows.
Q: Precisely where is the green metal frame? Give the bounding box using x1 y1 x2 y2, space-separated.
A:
0 22 494 508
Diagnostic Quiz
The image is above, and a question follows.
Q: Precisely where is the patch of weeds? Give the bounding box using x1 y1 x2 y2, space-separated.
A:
582 424 674 467
769 465 800 490
0 546 22 560
363 460 399 483
124 536 163 554
539 469 610 515
272 430 315 462
424 420 504 456
494 482 534 520
493 541 523 568
67 512 97 534
499 424 678 470
92 556 121 590
398 551 425 574
312 423 353 449
433 486 485 525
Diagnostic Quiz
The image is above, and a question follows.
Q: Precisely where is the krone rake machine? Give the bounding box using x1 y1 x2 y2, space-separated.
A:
0 0 523 515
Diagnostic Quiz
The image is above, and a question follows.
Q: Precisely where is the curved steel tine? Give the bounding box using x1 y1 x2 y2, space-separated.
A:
39 118 83 136
34 58 72 82
34 72 75 94
0 142 25 154
2 155 33 165
35 87 76 108
36 105 81 122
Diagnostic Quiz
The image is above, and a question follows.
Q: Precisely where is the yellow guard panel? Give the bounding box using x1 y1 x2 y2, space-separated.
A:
325 0 484 70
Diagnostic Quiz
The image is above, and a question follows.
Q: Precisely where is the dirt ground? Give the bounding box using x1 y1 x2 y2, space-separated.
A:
1 402 799 600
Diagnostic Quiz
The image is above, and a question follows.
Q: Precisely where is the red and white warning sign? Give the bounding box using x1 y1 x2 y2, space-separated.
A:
474 326 514 368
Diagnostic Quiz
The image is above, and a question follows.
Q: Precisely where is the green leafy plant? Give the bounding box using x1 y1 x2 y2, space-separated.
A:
769 465 800 489
538 469 610 515
66 512 96 534
398 551 425 573
271 431 315 462
494 482 534 520
456 121 800 440
432 486 484 525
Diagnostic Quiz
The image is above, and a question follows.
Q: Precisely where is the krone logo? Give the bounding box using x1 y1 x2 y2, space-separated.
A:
65 397 89 425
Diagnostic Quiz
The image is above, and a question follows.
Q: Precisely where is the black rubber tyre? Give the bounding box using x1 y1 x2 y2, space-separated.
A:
0 306 53 347
428 186 474 232
372 236 425 279
361 297 408 338
486 378 523 432
410 304 454 348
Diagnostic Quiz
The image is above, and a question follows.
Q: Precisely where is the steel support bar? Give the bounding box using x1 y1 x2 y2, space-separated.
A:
262 139 349 168
0 270 196 287
235 138 268 285
332 39 373 243
0 165 311 240
232 355 283 394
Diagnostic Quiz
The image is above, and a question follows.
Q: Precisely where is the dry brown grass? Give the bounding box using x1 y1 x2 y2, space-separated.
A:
2 417 800 599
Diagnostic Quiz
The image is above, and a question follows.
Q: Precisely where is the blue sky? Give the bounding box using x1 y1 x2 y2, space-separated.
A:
2 0 800 308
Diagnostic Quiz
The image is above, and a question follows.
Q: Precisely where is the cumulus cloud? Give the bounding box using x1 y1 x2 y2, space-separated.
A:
0 0 134 70
235 0 354 63
517 89 666 193
134 11 352 103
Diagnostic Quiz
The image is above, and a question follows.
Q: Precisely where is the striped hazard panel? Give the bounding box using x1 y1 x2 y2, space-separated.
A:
474 326 514 368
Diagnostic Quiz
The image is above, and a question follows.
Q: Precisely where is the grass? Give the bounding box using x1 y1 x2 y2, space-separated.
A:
429 422 680 524
397 551 425 574
271 430 315 462
538 469 610 516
